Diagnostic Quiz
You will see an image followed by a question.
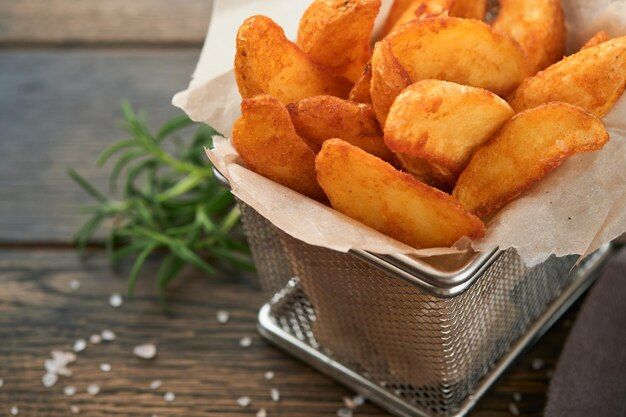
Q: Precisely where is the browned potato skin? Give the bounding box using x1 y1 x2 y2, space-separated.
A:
349 62 373 103
453 103 609 218
297 0 381 83
448 0 487 20
234 15 352 105
316 139 485 248
288 95 394 162
581 30 610 50
232 95 326 201
371 17 529 126
315 139 485 248
492 0 566 74
385 80 514 190
507 36 626 118
380 0 453 37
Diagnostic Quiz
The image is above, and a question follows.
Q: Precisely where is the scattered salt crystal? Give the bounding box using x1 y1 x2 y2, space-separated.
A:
217 310 230 324
150 380 162 390
101 330 116 341
70 405 80 414
57 367 73 377
239 337 252 348
270 388 280 402
337 408 353 417
237 396 251 407
73 339 87 353
256 409 267 417
64 386 77 396
0 378 4 388
512 392 522 402
109 293 123 307
352 395 365 406
90 334 102 345
10 406 18 416
531 358 545 371
69 280 81 290
99 363 112 372
164 391 175 402
87 384 100 395
264 371 274 380
134 343 157 359
52 350 76 364
42 372 58 388
343 397 355 409
508 402 520 416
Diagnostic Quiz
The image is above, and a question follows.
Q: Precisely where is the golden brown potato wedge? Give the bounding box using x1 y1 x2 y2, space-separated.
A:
581 30 610 50
448 0 487 20
492 0 566 74
316 139 486 248
385 80 514 189
371 17 529 125
288 95 394 162
453 103 609 218
349 62 373 103
232 95 326 200
297 0 381 83
234 15 352 105
508 36 626 118
380 0 453 37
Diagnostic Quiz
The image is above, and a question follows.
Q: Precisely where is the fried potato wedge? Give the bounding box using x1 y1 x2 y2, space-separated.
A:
371 17 529 125
349 62 373 103
492 0 566 74
448 0 487 20
288 95 394 162
234 16 352 104
508 36 626 118
316 139 485 248
297 0 381 83
232 95 325 200
385 80 514 189
453 103 609 218
380 0 453 37
581 30 610 50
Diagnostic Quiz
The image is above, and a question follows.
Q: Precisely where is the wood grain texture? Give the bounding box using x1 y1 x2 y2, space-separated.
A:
0 50 201 243
0 0 212 46
0 250 582 416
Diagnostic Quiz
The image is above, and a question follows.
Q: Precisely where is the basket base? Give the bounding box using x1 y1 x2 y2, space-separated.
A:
257 245 613 417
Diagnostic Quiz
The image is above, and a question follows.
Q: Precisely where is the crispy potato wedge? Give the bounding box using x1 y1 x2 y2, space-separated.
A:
232 95 325 200
380 0 453 37
316 139 485 248
448 0 487 20
385 80 514 189
371 17 529 125
508 36 626 118
453 103 609 218
492 0 566 74
288 95 394 162
297 0 381 83
234 15 352 105
581 30 610 50
349 62 373 103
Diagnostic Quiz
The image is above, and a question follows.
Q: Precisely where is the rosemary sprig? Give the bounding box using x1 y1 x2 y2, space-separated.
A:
68 102 254 307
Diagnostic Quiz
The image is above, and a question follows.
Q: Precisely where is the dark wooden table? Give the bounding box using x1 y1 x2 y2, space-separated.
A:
0 2 592 416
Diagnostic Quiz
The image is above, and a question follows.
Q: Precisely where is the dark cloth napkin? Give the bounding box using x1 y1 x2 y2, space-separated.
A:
545 247 626 417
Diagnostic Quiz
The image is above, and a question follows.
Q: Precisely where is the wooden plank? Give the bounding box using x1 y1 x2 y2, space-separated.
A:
0 250 582 416
0 50 203 243
0 0 212 46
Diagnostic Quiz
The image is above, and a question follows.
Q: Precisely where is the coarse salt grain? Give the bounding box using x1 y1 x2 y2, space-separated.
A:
70 405 80 414
64 386 77 396
10 406 18 415
256 409 267 417
239 337 252 348
343 397 355 409
353 395 365 406
52 350 76 364
237 396 251 407
87 384 100 395
150 380 162 390
99 363 112 372
73 339 87 353
508 402 520 416
336 408 353 417
531 358 544 371
264 371 274 380
270 388 280 402
217 310 230 324
109 293 123 307
69 280 81 290
512 392 522 402
42 373 58 388
90 334 102 345
134 343 157 359
101 330 116 341
164 391 175 402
